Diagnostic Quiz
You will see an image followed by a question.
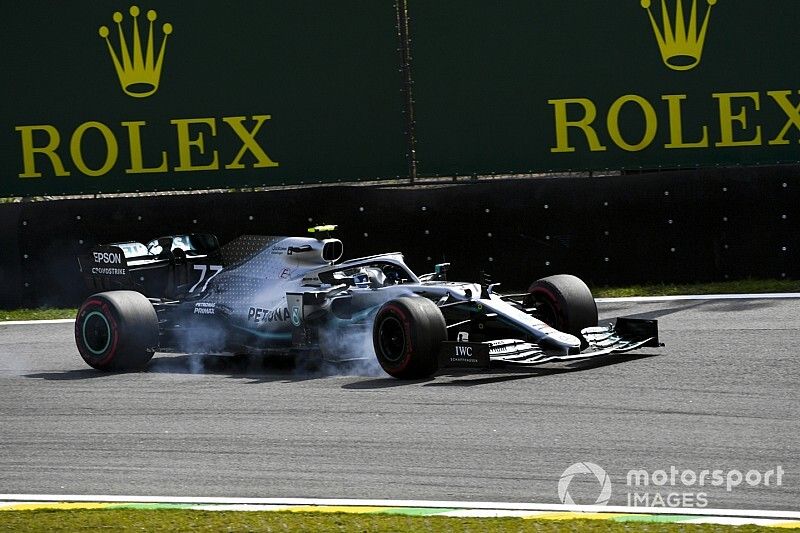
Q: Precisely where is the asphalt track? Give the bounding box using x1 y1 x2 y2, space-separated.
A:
0 299 797 511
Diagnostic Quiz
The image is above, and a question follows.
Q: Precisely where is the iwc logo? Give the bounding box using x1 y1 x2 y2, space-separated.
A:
640 0 717 71
98 6 173 97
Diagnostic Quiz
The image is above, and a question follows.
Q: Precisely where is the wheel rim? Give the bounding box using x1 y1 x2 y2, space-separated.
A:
529 292 560 329
377 316 406 363
82 311 111 355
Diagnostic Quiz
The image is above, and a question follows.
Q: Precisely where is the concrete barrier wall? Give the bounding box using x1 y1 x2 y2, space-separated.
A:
0 204 23 308
1 166 797 308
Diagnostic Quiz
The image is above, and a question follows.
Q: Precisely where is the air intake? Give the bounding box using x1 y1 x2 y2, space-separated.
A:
322 239 343 262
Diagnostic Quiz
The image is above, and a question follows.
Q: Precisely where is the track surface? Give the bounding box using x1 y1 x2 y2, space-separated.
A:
0 299 797 511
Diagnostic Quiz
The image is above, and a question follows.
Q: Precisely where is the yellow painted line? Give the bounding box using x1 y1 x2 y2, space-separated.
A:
772 523 800 529
0 502 114 511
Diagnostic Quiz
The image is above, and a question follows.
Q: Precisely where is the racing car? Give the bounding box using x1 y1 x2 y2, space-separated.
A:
75 226 660 379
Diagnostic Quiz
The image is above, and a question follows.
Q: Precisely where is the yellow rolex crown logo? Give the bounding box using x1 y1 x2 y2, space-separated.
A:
98 6 172 98
641 0 717 71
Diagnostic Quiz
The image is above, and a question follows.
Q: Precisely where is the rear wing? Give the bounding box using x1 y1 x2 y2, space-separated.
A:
78 245 134 292
78 234 222 298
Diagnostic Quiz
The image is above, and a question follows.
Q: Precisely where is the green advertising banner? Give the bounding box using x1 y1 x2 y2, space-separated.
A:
409 1 800 175
2 2 406 196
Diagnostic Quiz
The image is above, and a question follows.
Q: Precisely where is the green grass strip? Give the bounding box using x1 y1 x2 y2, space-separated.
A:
376 507 458 516
0 509 786 532
103 503 200 511
1 308 76 321
592 278 800 298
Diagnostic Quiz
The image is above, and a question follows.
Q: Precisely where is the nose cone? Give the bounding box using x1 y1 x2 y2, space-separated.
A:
537 331 582 355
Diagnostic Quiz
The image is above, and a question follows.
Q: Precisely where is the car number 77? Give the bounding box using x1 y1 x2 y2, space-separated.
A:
190 264 223 293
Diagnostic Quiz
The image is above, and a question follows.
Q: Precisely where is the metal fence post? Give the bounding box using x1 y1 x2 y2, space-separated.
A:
395 0 418 184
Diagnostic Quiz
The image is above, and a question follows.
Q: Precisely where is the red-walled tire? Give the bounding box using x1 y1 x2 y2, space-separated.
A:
524 274 598 339
75 290 159 371
372 297 446 379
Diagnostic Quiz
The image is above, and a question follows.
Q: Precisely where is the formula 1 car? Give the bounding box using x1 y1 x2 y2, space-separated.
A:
75 226 660 379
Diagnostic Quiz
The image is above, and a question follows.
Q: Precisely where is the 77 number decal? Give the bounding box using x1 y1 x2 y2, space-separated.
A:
190 264 223 293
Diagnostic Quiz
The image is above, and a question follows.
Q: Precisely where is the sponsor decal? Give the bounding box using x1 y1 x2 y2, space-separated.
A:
640 0 716 72
91 267 127 275
98 6 172 98
280 268 291 280
193 302 216 315
248 306 290 324
548 1 800 156
438 341 490 368
93 251 123 264
454 345 473 358
291 306 301 326
16 116 278 179
271 246 288 255
12 7 279 181
549 91 800 154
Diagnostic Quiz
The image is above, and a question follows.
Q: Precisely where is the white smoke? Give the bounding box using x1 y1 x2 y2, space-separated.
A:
154 287 427 378
306 287 420 378
313 317 387 378
186 353 206 375
154 310 388 378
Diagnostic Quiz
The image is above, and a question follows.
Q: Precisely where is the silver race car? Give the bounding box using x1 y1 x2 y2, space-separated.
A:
75 226 660 379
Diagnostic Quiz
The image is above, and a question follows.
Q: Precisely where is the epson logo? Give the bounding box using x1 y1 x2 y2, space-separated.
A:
93 251 122 264
454 345 473 357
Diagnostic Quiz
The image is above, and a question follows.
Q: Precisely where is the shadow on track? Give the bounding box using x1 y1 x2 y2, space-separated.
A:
600 299 780 321
342 352 661 389
25 353 386 383
27 351 660 385
24 368 112 381
600 302 705 321
341 377 434 389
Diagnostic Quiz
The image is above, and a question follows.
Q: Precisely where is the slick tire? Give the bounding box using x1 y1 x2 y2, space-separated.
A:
525 274 598 339
75 290 159 371
372 297 446 379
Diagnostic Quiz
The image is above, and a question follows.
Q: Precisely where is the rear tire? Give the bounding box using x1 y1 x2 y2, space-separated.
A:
372 297 446 379
524 274 598 339
75 290 159 371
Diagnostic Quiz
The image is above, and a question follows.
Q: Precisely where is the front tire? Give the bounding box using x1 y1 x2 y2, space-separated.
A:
524 274 598 339
75 290 159 371
372 297 446 379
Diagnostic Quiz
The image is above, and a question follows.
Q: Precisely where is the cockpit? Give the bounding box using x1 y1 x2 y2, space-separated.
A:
319 260 417 288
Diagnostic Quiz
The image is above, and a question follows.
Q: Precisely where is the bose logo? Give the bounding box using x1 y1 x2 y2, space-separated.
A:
93 251 122 264
455 345 473 357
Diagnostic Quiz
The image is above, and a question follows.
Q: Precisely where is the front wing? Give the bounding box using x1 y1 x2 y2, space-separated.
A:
438 318 660 369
